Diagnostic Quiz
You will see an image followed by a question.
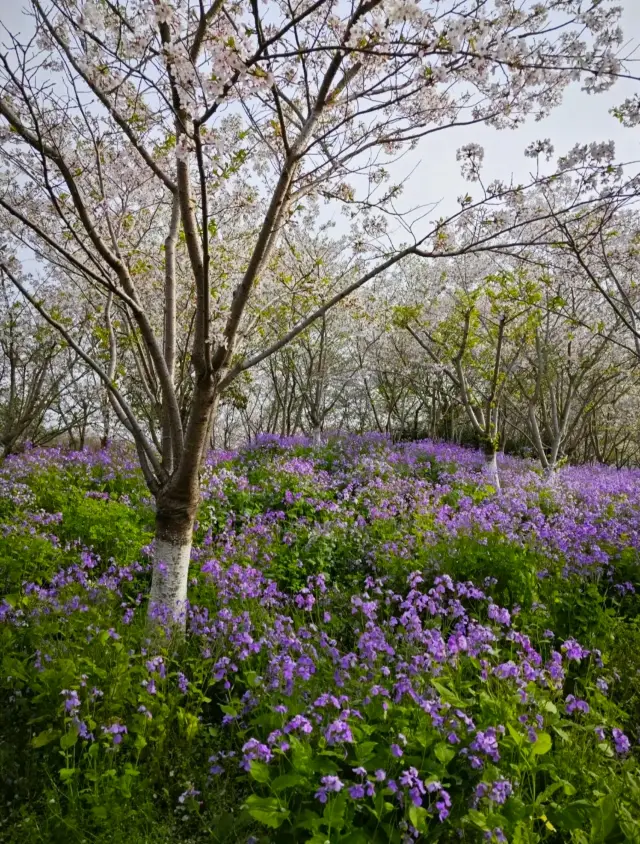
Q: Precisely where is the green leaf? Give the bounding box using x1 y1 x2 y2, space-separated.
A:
249 760 271 783
323 791 347 831
434 741 456 764
271 773 305 792
291 739 313 773
465 808 489 831
355 741 378 762
590 795 617 842
134 734 147 752
531 732 552 755
32 729 61 748
58 767 77 781
431 680 466 706
554 800 597 831
60 730 78 750
535 781 565 805
244 795 290 829
408 804 428 832
507 723 525 748
294 808 320 832
340 831 371 844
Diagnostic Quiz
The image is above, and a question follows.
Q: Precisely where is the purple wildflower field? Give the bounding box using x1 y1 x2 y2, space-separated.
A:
1 433 640 843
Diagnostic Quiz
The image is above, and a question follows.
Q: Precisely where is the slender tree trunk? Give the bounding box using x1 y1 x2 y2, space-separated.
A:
482 441 501 491
149 381 216 625
150 491 196 623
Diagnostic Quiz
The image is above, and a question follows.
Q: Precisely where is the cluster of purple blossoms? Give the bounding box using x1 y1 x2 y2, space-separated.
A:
612 728 631 755
324 716 354 745
469 727 504 764
475 779 513 806
240 738 273 771
61 689 80 715
102 723 127 744
208 750 236 775
565 695 590 715
315 775 344 804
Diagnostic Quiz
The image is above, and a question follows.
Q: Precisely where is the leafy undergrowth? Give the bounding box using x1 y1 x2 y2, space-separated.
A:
1 434 640 844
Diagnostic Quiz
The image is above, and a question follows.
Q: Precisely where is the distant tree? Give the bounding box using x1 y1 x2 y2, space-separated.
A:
0 277 90 454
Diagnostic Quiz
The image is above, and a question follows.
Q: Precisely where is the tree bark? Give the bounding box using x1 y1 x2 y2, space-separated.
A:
482 443 501 491
149 490 197 623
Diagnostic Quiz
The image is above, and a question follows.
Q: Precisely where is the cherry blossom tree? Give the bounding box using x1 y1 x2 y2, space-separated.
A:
0 0 634 620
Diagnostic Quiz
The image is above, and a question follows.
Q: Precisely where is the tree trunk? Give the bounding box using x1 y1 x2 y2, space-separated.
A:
149 491 197 624
482 444 501 491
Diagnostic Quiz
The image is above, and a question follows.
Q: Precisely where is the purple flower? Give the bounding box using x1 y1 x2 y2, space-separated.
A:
178 787 200 804
390 743 403 758
349 784 365 799
61 689 80 715
470 727 502 762
284 714 313 735
71 718 93 740
399 767 426 807
487 603 511 626
565 694 590 715
562 639 590 662
476 779 512 806
315 775 344 803
241 738 273 771
434 787 451 821
490 779 513 805
294 588 315 611
612 728 631 755
102 723 127 744
324 718 354 745
177 672 189 694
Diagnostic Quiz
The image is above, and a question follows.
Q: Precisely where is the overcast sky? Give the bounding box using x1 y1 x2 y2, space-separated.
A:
1 0 638 229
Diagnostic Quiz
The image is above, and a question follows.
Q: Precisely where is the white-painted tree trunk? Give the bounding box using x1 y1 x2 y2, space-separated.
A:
483 451 501 491
149 536 192 624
